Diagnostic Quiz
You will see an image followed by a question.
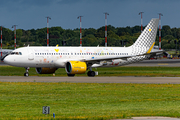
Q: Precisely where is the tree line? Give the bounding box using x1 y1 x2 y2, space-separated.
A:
1 25 180 49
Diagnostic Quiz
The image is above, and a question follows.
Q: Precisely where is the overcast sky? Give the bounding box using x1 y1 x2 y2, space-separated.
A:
0 0 179 30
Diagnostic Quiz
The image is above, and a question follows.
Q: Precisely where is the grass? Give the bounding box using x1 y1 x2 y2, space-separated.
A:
1 66 180 119
1 66 180 77
0 82 180 119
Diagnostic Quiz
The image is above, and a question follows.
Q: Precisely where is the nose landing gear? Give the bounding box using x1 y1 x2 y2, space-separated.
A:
24 67 30 77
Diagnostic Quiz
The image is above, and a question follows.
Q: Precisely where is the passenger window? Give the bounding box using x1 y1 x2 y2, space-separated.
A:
71 53 73 55
35 53 37 55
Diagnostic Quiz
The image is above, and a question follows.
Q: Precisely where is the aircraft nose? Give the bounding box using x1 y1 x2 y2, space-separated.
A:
3 56 12 64
3 56 8 63
1 54 9 62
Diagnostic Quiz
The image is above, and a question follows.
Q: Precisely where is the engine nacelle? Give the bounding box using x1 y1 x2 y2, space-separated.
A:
36 67 57 74
65 61 87 74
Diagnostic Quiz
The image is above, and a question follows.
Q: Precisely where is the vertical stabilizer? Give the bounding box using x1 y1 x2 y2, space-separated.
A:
131 18 159 55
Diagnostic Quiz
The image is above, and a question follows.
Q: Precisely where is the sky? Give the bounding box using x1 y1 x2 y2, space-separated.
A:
0 0 179 30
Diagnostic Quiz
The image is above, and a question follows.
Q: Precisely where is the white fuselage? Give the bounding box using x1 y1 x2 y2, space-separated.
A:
4 46 149 68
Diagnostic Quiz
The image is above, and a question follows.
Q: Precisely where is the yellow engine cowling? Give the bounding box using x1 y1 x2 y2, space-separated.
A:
65 61 87 74
36 67 57 74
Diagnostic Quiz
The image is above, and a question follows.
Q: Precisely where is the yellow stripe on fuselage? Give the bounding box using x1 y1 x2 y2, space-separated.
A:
146 42 155 54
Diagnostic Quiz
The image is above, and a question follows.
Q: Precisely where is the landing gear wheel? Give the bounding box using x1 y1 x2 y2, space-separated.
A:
24 67 30 77
67 74 75 77
24 72 29 77
87 71 95 77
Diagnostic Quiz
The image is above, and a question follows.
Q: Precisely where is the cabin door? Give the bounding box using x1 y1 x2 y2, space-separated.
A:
28 48 34 60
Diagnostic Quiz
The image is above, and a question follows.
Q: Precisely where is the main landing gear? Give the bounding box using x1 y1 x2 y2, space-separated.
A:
87 67 95 77
24 67 30 77
87 71 95 77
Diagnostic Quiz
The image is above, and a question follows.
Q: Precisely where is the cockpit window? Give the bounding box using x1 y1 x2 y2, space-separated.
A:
10 52 22 55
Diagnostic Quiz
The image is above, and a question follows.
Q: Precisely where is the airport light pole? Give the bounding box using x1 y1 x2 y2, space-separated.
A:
46 16 51 47
12 25 17 49
158 13 163 50
104 12 109 47
77 16 83 47
1 26 2 59
139 12 144 33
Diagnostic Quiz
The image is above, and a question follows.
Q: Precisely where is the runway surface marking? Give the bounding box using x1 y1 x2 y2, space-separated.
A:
157 63 168 65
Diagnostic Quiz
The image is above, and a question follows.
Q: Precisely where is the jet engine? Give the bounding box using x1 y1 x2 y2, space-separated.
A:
36 67 57 74
65 61 87 74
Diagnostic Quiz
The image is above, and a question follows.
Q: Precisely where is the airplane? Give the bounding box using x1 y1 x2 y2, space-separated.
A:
3 18 159 77
1 49 13 61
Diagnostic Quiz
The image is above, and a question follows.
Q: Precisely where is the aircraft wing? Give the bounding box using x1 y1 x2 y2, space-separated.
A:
81 55 136 62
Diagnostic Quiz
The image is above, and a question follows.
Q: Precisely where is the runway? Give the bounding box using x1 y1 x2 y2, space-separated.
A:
1 76 180 84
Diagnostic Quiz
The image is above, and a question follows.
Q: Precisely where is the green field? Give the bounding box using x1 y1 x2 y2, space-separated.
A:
1 66 180 77
1 66 180 119
0 82 180 119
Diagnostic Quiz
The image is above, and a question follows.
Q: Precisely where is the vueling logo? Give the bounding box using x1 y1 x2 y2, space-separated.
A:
55 49 59 52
